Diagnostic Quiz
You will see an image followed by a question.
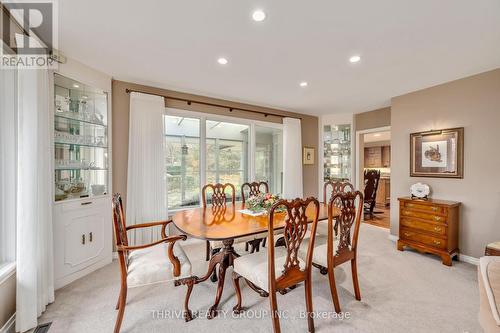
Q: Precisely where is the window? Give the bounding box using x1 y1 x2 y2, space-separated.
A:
165 116 200 210
255 125 283 194
0 63 17 267
164 109 283 210
206 121 249 200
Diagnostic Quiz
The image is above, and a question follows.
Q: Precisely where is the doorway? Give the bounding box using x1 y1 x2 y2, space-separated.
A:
355 126 391 229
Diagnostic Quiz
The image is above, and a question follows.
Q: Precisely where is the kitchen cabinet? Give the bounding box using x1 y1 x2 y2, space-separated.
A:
376 178 390 206
364 146 390 168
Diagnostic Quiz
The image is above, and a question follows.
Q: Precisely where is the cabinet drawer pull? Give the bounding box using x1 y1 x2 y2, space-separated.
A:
434 226 442 232
82 234 86 245
433 240 441 246
433 216 441 221
81 202 92 206
404 232 412 237
407 203 414 208
431 207 438 211
89 232 93 242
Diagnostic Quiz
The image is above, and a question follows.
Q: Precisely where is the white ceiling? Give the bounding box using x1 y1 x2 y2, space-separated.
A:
59 0 500 116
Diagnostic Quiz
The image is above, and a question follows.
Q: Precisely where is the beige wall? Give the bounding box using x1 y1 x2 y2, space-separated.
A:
354 106 391 131
391 68 500 258
112 80 319 206
0 273 15 329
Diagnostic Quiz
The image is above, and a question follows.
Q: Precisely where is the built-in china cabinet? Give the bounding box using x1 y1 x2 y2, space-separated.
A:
51 60 112 289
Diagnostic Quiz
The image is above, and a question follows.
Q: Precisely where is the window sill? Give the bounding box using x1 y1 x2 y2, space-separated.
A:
0 262 16 285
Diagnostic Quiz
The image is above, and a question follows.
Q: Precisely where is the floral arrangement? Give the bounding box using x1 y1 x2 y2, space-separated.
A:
246 193 285 214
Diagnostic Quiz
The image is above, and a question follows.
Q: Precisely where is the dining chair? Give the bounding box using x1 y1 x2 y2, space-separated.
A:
241 181 270 251
363 169 381 219
299 191 363 313
232 197 320 333
112 193 196 332
202 183 255 282
320 181 354 238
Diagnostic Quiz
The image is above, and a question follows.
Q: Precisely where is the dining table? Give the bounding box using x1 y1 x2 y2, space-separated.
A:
172 201 336 320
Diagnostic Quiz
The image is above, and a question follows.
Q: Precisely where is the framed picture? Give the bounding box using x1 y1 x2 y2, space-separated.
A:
410 127 464 178
303 146 315 165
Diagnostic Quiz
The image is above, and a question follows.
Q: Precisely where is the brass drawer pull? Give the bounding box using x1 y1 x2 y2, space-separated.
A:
404 232 412 237
433 240 441 246
82 234 86 245
407 203 414 207
434 226 442 232
431 207 438 211
433 216 441 221
89 232 93 242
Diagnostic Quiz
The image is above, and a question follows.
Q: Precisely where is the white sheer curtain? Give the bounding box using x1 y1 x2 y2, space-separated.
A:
126 92 168 245
282 117 303 199
16 68 54 332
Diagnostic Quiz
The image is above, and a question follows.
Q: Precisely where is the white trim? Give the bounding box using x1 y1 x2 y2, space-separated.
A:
354 125 391 190
459 254 479 266
0 313 15 333
388 234 398 242
0 262 15 285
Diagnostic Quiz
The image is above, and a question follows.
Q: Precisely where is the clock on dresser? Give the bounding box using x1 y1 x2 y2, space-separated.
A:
397 197 461 266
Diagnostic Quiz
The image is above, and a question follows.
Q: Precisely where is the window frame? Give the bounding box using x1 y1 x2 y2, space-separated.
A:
165 107 283 212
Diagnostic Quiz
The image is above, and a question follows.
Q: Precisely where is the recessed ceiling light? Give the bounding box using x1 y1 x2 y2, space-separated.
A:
299 81 308 87
217 57 228 65
72 83 79 88
349 55 361 63
373 133 381 137
252 10 266 22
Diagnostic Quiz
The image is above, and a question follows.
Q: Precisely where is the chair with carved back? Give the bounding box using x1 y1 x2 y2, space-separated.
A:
241 181 270 251
363 169 381 219
232 197 320 333
202 183 256 283
299 191 364 313
320 181 355 237
112 193 196 333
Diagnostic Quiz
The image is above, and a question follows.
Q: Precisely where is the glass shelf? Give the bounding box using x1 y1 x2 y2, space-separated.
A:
324 124 351 181
54 73 109 202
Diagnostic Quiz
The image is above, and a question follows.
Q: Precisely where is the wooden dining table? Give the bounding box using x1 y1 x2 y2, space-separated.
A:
172 201 335 320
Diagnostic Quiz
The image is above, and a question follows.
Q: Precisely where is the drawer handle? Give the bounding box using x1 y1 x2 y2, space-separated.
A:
433 216 441 221
433 240 441 246
81 202 92 206
89 232 93 242
434 226 442 232
82 234 86 245
407 203 414 207
403 210 410 215
431 207 438 211
404 232 412 237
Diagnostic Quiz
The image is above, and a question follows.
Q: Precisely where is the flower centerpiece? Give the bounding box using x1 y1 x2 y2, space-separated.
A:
246 193 285 214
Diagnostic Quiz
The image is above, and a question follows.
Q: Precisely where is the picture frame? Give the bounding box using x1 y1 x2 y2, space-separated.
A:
410 127 464 178
303 146 315 165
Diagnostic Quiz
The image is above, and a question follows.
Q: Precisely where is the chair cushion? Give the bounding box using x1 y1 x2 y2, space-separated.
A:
127 242 191 288
298 235 328 267
233 247 305 292
488 242 500 251
479 256 500 328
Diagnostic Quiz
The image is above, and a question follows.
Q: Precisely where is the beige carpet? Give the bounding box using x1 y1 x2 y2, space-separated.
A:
39 224 481 333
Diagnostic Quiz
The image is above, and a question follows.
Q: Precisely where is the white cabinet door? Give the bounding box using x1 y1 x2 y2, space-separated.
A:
54 196 112 288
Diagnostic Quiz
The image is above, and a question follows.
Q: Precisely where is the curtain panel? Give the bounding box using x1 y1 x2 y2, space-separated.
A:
16 68 54 332
126 92 168 245
282 117 303 199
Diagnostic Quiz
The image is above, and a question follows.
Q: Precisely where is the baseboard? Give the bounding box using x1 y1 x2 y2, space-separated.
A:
458 254 479 266
388 234 398 242
0 313 15 333
55 256 112 290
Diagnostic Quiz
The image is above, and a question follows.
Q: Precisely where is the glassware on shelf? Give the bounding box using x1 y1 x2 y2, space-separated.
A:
324 124 351 181
53 73 109 202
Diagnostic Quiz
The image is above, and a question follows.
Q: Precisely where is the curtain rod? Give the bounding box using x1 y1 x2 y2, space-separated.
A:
125 88 301 120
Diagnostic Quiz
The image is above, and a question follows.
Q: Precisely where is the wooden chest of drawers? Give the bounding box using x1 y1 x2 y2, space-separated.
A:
397 197 461 266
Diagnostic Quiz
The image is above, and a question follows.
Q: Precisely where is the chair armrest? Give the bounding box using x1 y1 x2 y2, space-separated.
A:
126 220 173 239
117 235 187 277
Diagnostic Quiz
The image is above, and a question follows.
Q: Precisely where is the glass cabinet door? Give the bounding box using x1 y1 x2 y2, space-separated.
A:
323 124 351 181
53 73 109 201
